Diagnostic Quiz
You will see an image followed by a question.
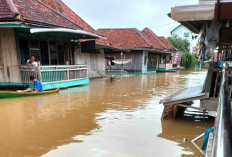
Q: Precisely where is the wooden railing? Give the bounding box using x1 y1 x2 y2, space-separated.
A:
21 64 88 83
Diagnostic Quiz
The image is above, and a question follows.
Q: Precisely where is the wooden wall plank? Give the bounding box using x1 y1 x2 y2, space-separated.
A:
74 47 106 78
105 51 143 72
0 28 21 83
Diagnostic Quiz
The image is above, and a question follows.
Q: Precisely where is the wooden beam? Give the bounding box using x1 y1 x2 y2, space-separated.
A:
177 104 200 110
171 4 215 22
162 94 209 106
217 2 232 20
214 2 220 25
182 22 201 34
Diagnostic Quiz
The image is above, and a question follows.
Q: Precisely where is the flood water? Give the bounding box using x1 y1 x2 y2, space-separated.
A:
0 70 214 157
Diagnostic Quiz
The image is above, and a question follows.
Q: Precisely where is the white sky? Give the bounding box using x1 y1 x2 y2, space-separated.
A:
62 0 198 37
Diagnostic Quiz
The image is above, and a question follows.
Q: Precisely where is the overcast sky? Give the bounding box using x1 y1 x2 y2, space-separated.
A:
62 0 198 37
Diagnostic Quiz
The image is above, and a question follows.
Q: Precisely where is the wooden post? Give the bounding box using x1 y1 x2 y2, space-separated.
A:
48 40 51 65
204 61 213 94
67 67 70 80
37 61 42 82
86 65 88 78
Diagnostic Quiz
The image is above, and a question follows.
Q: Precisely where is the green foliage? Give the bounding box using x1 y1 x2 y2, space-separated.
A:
192 53 200 68
167 35 199 68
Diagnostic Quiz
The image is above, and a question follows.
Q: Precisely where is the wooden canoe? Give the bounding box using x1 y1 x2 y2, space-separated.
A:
0 90 58 98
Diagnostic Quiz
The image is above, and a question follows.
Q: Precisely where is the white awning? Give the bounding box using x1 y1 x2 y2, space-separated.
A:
112 59 132 65
30 28 107 40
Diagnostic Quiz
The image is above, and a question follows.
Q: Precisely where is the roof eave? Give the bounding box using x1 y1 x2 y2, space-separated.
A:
24 19 79 30
125 48 172 53
170 4 215 22
96 44 128 52
30 28 107 40
169 4 215 33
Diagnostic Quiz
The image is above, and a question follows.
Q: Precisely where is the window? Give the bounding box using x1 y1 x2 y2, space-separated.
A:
50 42 58 65
29 39 41 62
184 32 189 37
49 43 65 65
18 38 68 65
57 45 65 65
19 39 29 65
40 41 49 65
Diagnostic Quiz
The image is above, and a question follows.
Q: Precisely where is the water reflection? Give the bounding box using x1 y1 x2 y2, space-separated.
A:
0 70 213 157
159 117 213 157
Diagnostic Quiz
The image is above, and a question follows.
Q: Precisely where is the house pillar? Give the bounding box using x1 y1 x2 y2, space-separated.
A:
98 48 105 72
74 47 86 65
142 51 148 72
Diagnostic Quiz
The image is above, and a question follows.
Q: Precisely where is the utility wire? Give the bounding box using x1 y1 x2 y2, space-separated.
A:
150 22 178 29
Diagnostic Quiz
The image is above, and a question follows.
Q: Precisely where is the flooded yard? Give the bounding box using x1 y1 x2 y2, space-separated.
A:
0 70 214 157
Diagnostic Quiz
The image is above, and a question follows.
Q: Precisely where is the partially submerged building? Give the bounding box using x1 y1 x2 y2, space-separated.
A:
162 0 232 156
97 28 177 73
141 28 178 71
0 0 127 90
0 0 111 90
39 0 123 78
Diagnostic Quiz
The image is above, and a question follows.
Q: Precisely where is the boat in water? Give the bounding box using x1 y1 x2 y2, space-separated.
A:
156 68 176 72
0 90 58 98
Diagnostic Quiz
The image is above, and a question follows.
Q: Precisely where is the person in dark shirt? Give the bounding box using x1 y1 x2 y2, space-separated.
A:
17 76 43 92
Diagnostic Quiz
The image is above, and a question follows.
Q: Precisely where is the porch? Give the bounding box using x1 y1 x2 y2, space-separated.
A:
20 64 88 90
0 27 106 90
155 52 176 72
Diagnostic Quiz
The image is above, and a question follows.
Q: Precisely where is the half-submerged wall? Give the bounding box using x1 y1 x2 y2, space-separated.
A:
0 28 21 83
105 51 143 72
74 48 105 78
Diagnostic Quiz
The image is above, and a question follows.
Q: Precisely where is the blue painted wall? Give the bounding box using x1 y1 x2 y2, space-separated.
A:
0 79 90 90
27 78 89 90
42 79 90 90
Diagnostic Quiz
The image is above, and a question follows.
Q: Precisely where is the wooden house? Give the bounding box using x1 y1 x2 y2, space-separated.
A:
39 0 124 78
0 0 116 90
141 28 177 71
97 28 177 72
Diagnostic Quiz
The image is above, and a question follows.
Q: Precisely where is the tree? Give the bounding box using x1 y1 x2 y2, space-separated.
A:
167 35 199 68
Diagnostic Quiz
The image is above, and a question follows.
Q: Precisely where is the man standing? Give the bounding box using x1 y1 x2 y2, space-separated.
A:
26 55 38 66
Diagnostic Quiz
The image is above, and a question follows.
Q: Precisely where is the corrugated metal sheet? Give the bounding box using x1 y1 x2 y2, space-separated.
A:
160 86 206 105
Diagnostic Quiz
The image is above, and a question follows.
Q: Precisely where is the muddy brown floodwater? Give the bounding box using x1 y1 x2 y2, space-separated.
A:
0 70 214 157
